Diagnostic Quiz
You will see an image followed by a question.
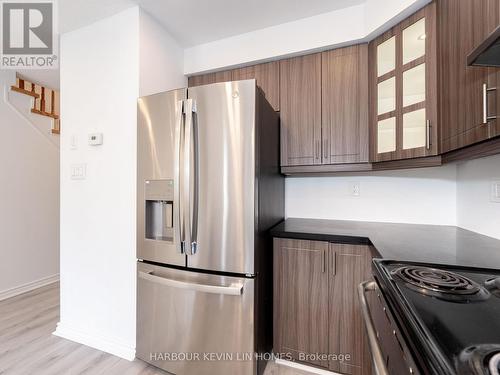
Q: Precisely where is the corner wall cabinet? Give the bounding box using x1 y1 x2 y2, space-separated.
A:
273 238 373 375
322 45 369 165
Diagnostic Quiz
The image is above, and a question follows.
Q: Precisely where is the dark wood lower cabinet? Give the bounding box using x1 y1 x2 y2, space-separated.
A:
273 238 373 375
328 244 373 375
273 238 329 368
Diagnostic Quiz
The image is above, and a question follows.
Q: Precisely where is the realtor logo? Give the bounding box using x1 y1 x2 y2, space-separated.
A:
1 0 58 69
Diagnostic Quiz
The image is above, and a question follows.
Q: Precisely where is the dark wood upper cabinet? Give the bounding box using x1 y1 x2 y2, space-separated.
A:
232 61 280 111
187 71 232 87
370 2 438 162
279 53 322 166
439 0 500 153
328 243 373 375
273 238 329 368
322 45 369 164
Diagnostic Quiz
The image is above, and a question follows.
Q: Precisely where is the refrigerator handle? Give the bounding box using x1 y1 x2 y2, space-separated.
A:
174 100 185 254
183 99 199 255
138 270 243 296
190 102 199 255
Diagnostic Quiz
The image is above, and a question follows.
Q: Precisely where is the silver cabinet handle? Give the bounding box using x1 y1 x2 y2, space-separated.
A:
426 120 431 150
483 83 498 124
315 140 320 160
322 249 326 273
323 139 328 160
139 271 244 296
358 281 389 375
174 100 185 253
331 251 336 276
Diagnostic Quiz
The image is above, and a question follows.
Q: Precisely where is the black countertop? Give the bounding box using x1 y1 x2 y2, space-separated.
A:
271 218 500 269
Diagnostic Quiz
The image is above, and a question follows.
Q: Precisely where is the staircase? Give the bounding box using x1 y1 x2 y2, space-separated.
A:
10 74 60 135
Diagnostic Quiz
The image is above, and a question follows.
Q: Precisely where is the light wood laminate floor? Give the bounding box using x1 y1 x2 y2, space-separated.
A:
0 283 318 375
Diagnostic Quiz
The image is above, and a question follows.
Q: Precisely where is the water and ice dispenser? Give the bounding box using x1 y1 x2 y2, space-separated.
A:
145 180 174 242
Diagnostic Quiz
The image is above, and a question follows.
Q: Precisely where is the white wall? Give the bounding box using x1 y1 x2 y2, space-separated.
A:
184 0 430 75
139 9 186 96
286 165 457 225
57 7 140 360
57 6 186 360
0 71 60 299
457 154 500 239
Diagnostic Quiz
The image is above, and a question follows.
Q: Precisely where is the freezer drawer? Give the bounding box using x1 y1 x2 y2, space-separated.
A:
136 262 256 375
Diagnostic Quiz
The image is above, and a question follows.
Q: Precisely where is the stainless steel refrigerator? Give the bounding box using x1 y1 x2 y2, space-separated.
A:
136 79 284 375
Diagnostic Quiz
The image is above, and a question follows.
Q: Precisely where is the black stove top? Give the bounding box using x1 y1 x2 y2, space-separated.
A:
373 259 500 375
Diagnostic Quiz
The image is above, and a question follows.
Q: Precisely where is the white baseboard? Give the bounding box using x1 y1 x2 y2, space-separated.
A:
53 322 135 361
275 359 342 375
0 274 59 301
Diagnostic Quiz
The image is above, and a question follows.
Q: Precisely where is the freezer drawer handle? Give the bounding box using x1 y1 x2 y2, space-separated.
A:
358 280 389 375
139 271 244 296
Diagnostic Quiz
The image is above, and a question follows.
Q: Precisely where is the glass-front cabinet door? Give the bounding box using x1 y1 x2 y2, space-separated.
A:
370 3 437 161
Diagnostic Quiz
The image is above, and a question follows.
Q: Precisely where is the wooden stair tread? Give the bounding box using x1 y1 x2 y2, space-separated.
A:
31 108 59 119
10 86 40 98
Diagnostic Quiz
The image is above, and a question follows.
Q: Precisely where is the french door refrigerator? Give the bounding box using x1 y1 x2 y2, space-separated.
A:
136 79 284 375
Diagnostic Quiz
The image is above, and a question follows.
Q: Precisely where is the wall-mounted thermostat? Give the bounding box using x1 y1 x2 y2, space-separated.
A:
88 133 103 146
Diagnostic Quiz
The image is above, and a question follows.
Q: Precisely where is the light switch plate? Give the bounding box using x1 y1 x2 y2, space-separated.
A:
491 180 500 203
71 164 86 180
70 135 77 150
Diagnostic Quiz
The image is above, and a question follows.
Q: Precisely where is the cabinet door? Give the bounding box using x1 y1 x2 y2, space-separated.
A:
328 244 373 375
188 70 232 87
232 61 280 111
322 45 369 164
280 54 322 166
370 3 438 161
439 0 500 152
273 238 329 368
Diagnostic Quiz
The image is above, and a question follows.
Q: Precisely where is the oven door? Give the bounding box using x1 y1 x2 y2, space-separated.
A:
136 262 256 375
359 280 419 375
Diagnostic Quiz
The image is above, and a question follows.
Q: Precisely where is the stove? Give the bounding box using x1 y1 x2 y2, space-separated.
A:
366 260 500 375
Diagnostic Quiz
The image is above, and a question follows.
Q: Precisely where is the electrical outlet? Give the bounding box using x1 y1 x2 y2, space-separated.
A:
350 182 361 197
491 180 500 203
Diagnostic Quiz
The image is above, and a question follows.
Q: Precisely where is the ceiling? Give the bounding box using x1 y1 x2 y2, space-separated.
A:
60 0 365 46
32 0 364 89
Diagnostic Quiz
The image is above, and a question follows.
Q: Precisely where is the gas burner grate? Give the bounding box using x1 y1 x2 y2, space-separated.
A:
392 266 490 301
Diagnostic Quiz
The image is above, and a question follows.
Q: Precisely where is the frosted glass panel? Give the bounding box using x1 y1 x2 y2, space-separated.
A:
403 109 426 149
403 18 426 65
403 63 426 107
377 37 396 76
378 77 396 115
378 117 396 154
